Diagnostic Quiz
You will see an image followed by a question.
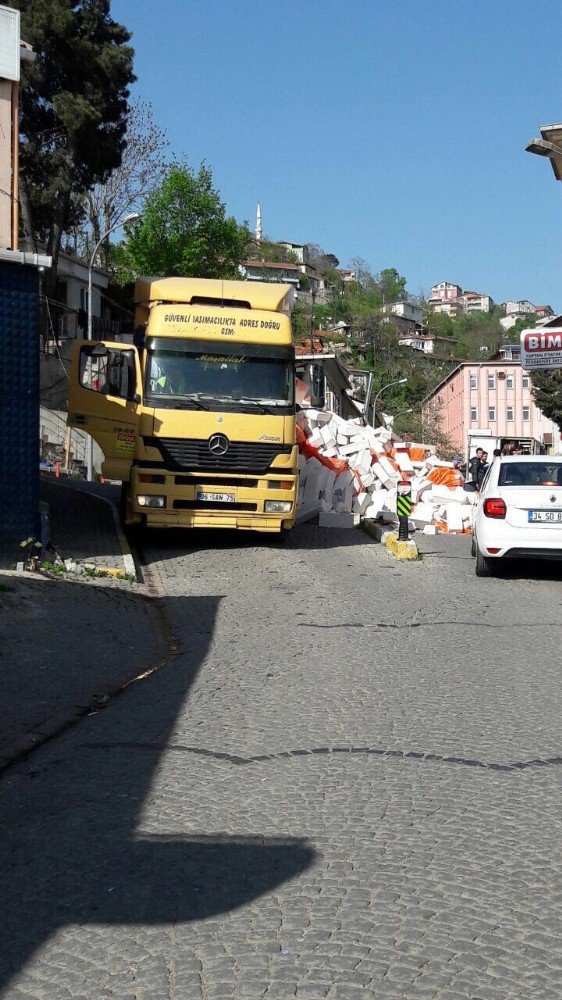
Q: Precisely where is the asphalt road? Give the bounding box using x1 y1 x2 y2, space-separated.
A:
1 525 561 999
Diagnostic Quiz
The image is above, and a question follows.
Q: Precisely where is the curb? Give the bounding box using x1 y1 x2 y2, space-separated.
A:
362 519 420 561
106 500 137 580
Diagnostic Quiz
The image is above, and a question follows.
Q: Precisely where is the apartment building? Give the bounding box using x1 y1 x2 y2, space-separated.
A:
457 291 494 313
424 362 561 455
383 300 423 335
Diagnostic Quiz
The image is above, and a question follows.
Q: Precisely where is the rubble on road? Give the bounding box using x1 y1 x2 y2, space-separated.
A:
296 408 476 533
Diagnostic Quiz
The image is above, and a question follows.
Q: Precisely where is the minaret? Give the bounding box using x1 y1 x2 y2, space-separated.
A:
256 202 262 243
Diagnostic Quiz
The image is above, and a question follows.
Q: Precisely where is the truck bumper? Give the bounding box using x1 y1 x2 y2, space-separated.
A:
127 467 297 533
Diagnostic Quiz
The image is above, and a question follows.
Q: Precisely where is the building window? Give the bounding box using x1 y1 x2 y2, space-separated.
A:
522 376 530 389
507 406 514 421
506 374 514 389
470 373 478 389
536 407 542 419
470 406 478 421
79 287 88 311
523 406 530 421
489 406 495 422
488 373 495 389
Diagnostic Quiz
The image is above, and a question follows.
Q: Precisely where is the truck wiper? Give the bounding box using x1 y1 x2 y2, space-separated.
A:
229 397 276 413
173 394 209 410
147 392 208 410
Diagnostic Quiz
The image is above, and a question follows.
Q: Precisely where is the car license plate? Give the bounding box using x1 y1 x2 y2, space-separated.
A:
528 510 562 523
196 491 235 503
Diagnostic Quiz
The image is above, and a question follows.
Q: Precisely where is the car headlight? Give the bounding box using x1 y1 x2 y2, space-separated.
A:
137 495 166 508
265 500 293 513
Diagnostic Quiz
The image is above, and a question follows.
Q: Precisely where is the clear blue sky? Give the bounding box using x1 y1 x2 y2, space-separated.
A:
113 0 562 308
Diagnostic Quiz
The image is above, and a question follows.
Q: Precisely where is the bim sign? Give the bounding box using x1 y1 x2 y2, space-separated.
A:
520 328 562 370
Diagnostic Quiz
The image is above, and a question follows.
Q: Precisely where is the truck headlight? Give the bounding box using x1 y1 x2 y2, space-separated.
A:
137 495 166 508
265 500 293 513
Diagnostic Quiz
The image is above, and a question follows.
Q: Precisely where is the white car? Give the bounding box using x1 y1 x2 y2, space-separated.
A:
472 455 562 576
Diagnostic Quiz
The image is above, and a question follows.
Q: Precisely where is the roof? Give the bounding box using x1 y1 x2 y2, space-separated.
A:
243 260 301 271
295 340 325 355
134 276 295 313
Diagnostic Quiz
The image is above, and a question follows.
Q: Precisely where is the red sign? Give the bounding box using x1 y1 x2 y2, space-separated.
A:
520 328 562 370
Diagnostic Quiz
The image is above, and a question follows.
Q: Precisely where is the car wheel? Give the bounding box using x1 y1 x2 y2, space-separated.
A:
471 536 476 557
475 546 494 577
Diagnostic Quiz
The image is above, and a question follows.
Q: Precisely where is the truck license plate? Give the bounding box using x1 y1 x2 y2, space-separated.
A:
528 510 562 523
196 491 235 503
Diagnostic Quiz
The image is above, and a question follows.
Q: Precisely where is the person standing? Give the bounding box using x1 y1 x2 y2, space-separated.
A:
468 447 484 486
477 452 489 489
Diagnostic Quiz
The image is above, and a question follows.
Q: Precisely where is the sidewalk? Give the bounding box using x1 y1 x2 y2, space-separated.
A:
1 483 168 770
40 477 132 576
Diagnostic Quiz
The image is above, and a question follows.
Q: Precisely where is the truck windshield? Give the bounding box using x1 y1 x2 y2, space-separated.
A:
145 349 294 407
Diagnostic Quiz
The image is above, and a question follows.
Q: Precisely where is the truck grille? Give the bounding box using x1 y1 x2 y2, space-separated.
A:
145 437 292 473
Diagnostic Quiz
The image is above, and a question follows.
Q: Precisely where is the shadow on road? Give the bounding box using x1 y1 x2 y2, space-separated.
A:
135 522 376 555
0 589 315 992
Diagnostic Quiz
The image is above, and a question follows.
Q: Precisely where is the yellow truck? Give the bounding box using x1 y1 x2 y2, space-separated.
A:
68 276 298 535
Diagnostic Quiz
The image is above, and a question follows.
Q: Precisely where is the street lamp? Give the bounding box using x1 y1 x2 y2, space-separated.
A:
86 211 140 481
372 377 407 416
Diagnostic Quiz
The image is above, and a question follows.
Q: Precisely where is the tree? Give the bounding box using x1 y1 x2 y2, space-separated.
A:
13 0 135 289
115 161 249 281
305 244 340 276
531 370 562 429
68 99 168 266
377 267 407 303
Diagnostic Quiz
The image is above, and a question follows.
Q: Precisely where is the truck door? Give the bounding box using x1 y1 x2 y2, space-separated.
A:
68 340 142 481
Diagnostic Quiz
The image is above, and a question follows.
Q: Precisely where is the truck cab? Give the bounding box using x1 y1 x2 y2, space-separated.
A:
68 277 298 535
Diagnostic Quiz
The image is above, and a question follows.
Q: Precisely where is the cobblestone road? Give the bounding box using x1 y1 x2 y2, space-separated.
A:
1 526 561 999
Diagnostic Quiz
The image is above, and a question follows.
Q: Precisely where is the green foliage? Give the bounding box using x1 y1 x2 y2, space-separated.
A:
531 370 562 430
13 0 135 279
247 239 299 263
424 304 503 360
115 162 250 280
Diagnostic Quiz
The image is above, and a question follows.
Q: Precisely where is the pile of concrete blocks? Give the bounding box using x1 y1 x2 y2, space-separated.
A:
297 407 476 533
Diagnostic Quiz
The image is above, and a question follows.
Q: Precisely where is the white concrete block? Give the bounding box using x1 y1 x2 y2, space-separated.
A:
377 455 400 481
395 451 415 473
430 485 468 504
339 442 362 457
364 494 386 518
319 424 337 449
445 504 464 531
319 511 360 529
425 455 454 469
353 491 371 515
360 470 375 488
409 502 435 525
422 524 437 535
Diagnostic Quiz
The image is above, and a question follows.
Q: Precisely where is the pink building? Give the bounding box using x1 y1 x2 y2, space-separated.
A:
430 280 462 303
424 362 562 456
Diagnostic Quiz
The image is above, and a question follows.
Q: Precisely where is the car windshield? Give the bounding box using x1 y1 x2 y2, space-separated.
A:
499 461 562 487
145 349 294 407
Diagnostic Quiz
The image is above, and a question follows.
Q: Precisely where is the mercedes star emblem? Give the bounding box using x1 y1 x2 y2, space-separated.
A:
550 495 557 503
208 433 229 456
